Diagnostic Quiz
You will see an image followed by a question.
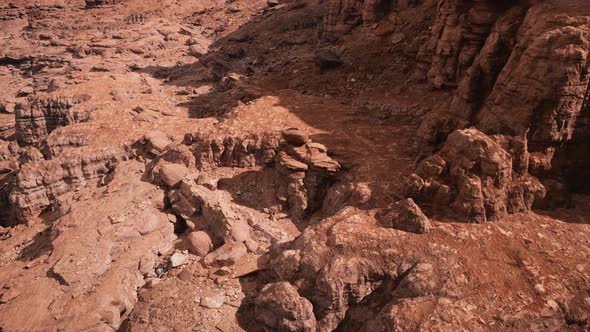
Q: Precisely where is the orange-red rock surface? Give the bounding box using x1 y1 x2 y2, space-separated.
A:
0 0 589 331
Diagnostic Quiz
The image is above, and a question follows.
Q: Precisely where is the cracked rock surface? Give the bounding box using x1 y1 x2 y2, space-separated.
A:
0 0 589 331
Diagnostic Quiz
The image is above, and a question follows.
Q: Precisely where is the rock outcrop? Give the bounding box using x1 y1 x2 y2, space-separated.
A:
276 129 340 219
379 198 431 233
409 128 545 223
412 1 590 216
168 181 253 246
151 129 340 220
0 161 176 332
0 114 14 141
416 0 522 88
0 171 16 227
183 131 281 170
15 96 93 147
9 147 130 222
263 207 439 331
39 129 88 159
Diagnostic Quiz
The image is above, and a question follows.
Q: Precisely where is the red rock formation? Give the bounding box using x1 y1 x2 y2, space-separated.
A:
9 147 130 222
415 0 590 215
410 128 545 223
15 96 93 147
264 207 440 330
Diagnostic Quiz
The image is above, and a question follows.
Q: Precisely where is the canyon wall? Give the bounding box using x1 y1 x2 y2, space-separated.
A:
326 0 590 221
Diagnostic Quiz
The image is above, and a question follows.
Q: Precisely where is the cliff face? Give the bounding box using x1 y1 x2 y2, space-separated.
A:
326 0 590 219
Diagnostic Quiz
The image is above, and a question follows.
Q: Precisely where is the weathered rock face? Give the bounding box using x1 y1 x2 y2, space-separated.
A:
15 96 93 147
264 207 439 331
418 0 590 148
9 147 130 222
183 132 281 170
409 128 545 223
0 114 15 141
169 181 252 245
151 130 340 220
416 0 525 88
39 129 88 159
276 131 340 219
379 198 431 233
0 161 176 332
0 171 16 227
412 0 590 216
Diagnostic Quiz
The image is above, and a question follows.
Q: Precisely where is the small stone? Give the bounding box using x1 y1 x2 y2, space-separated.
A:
534 284 546 294
189 44 208 57
159 163 190 187
200 293 225 309
547 299 559 311
3 103 15 114
170 252 188 267
230 219 251 243
186 231 214 256
144 131 171 155
215 267 232 276
380 198 431 234
204 242 247 268
391 33 405 44
137 212 162 235
178 269 193 281
155 266 166 277
17 86 34 97
314 50 343 71
281 128 308 146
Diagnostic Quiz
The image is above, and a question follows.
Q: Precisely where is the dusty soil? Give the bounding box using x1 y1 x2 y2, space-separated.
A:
0 0 589 331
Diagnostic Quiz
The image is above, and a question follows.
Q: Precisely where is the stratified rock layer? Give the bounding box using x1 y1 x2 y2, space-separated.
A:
15 96 93 147
9 147 130 222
